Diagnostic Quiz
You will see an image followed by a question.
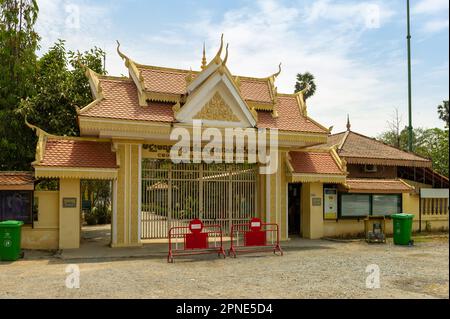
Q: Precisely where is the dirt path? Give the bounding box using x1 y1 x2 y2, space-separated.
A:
0 237 448 299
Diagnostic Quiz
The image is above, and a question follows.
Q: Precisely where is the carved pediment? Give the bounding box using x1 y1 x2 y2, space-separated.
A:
193 92 239 122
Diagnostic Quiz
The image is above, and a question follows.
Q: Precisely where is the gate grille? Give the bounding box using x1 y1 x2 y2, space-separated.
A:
141 160 257 239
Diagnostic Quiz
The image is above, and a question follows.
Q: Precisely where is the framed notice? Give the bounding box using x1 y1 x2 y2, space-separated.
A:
312 197 322 207
63 198 77 208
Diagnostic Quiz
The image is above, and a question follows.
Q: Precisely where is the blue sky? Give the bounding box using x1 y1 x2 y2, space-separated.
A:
36 0 449 137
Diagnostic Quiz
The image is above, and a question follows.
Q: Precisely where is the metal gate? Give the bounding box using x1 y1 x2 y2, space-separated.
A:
141 160 257 239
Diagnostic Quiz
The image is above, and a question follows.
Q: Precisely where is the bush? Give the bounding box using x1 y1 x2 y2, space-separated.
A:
84 206 111 225
85 208 98 225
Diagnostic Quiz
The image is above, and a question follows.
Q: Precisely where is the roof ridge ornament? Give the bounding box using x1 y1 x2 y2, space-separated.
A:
346 114 351 131
116 40 128 62
222 43 229 66
271 63 282 79
213 34 224 64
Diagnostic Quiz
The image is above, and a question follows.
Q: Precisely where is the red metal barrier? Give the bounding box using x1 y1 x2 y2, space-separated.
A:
229 218 283 257
167 219 226 263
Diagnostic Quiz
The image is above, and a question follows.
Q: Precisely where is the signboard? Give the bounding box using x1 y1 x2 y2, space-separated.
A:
420 188 449 199
142 144 258 161
324 188 338 219
63 198 77 208
312 197 322 207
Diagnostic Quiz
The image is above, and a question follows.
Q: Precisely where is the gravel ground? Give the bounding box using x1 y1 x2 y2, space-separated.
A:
0 236 448 299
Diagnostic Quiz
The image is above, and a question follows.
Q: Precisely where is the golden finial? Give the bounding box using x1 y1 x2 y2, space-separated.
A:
201 42 207 70
272 63 282 78
346 114 351 131
116 40 127 60
222 43 229 65
214 34 224 64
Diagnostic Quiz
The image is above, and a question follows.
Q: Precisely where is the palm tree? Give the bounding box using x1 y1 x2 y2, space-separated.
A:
294 72 316 100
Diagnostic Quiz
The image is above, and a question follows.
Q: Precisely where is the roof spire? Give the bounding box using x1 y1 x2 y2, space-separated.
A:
201 42 207 70
346 114 351 131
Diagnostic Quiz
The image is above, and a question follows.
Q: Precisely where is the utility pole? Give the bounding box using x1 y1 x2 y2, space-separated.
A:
407 0 413 152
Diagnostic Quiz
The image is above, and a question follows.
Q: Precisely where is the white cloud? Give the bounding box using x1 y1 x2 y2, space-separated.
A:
413 0 449 15
34 0 447 136
423 18 450 33
184 0 405 135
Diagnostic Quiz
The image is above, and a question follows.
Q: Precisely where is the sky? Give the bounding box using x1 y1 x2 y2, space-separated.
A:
35 0 449 137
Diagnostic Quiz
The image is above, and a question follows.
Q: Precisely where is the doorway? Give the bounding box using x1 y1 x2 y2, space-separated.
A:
80 179 113 247
288 183 301 236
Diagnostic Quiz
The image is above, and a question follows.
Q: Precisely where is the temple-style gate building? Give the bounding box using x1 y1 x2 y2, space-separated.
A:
1 37 446 250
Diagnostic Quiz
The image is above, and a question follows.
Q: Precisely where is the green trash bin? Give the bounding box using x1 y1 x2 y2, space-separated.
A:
391 214 414 245
0 220 24 261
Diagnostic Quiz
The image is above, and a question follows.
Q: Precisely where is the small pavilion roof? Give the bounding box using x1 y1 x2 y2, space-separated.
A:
327 130 431 167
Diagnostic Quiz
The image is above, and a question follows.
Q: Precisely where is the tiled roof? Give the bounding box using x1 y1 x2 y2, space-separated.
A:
327 131 431 167
80 78 175 122
81 78 327 133
258 96 328 133
239 79 272 103
345 178 414 193
289 151 344 175
0 172 34 190
38 138 117 169
139 67 188 95
137 66 274 104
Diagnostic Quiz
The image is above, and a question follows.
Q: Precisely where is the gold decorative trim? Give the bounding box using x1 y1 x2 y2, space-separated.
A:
344 157 432 168
193 92 239 122
79 117 173 134
247 100 274 111
34 167 118 180
288 173 346 184
145 91 182 104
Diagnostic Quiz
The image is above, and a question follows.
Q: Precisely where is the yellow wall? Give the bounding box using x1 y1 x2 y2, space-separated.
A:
113 143 141 247
21 191 59 250
299 182 324 239
59 179 81 249
323 192 448 237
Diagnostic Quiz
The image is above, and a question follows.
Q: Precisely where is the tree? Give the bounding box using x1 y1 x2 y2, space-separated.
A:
414 128 449 177
18 40 106 136
379 126 449 177
437 100 449 128
378 108 403 148
0 0 40 170
294 72 316 100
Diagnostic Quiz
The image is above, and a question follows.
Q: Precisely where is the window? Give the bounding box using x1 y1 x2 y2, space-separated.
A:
372 195 401 216
341 194 371 217
0 191 33 224
339 193 402 218
364 165 378 173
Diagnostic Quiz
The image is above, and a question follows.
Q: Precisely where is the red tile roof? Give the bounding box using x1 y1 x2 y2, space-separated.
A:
327 131 431 167
80 78 175 122
39 138 117 169
137 66 274 104
239 79 272 103
0 172 34 190
345 178 414 193
289 151 344 175
139 68 188 94
258 96 328 133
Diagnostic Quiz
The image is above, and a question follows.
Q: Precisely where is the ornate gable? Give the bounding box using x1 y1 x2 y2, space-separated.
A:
193 92 239 122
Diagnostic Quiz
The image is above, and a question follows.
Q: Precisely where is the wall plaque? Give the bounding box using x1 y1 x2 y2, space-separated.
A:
312 197 322 207
63 198 77 208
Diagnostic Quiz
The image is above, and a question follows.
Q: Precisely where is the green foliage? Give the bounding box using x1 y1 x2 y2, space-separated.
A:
437 100 449 128
294 72 316 100
18 40 106 137
378 127 449 177
81 180 112 225
0 0 39 170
